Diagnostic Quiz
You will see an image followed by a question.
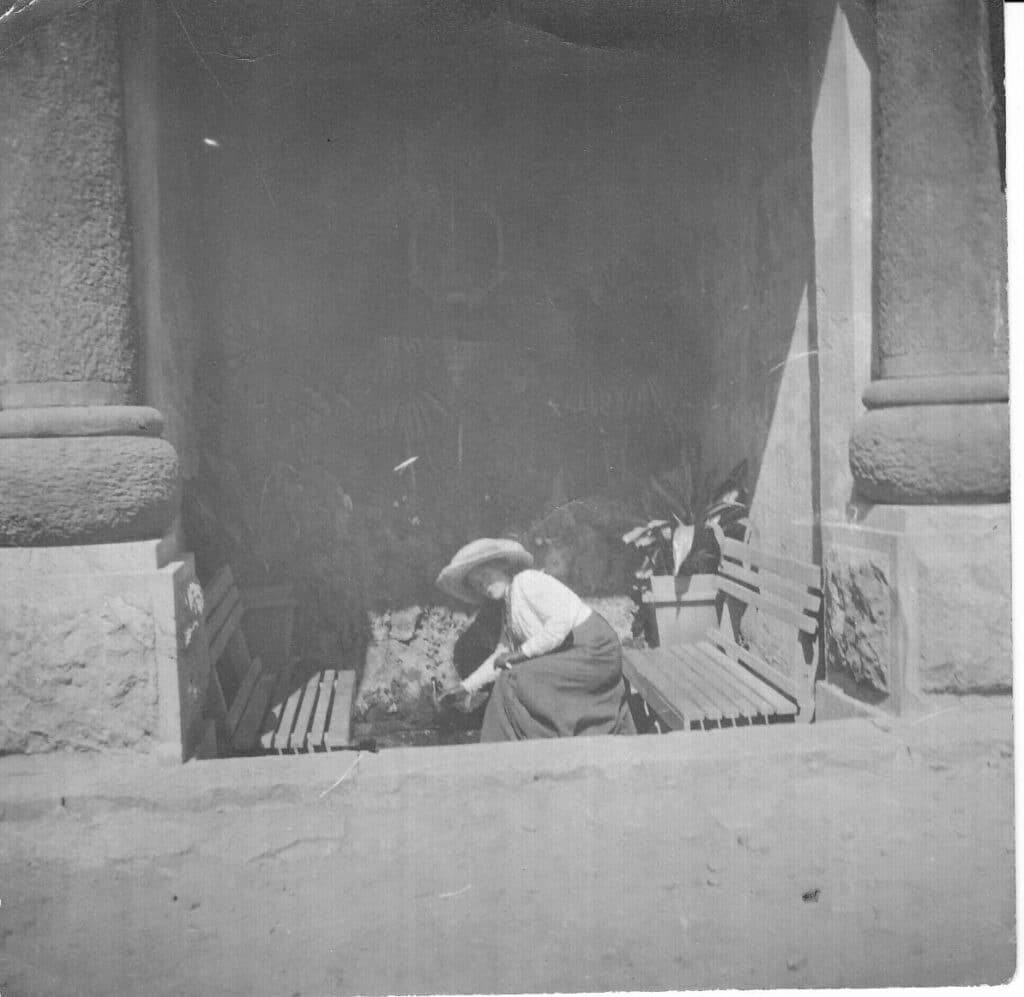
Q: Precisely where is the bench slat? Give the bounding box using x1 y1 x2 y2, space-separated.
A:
637 647 725 722
307 670 336 750
638 649 717 725
259 660 296 750
230 660 280 750
671 644 769 718
664 647 741 721
205 583 240 641
715 576 819 635
702 631 802 708
693 640 795 715
203 566 235 619
288 672 322 751
717 560 821 615
622 650 689 728
208 598 245 666
273 679 306 753
622 650 691 729
221 628 254 686
325 670 356 749
225 656 264 735
720 537 821 588
694 640 790 716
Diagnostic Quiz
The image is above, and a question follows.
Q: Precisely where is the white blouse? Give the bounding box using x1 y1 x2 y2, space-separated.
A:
502 569 592 659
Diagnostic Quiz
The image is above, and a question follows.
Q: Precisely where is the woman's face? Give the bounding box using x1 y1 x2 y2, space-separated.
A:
468 561 511 601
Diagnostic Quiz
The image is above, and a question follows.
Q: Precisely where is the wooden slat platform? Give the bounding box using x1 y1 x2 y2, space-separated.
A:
259 667 357 754
201 563 354 757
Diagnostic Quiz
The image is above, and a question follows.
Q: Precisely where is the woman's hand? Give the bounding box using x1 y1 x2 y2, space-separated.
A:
441 687 471 712
433 676 466 709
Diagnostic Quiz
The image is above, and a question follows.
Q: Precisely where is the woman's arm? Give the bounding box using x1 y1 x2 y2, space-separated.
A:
461 644 510 694
514 572 583 658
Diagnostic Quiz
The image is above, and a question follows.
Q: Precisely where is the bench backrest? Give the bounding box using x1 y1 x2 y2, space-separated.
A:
709 527 823 718
203 565 245 667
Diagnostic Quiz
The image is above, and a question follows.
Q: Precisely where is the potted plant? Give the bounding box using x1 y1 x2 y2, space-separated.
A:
623 459 749 647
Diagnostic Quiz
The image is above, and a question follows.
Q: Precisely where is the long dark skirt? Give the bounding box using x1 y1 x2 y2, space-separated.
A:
479 613 637 742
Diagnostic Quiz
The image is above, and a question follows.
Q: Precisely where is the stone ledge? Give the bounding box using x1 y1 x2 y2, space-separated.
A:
0 405 164 438
0 701 1010 821
862 373 1008 408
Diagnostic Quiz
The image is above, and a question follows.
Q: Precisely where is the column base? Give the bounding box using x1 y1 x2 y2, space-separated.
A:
849 400 1009 504
0 434 180 545
0 539 210 761
822 504 1011 716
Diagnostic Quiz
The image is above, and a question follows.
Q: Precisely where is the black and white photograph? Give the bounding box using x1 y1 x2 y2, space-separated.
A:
0 0 1016 992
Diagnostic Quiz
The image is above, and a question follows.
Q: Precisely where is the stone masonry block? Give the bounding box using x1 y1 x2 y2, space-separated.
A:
0 542 210 760
823 504 1011 714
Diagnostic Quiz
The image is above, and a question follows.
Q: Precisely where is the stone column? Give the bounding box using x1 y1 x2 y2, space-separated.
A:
0 0 208 759
816 0 1010 719
848 0 1009 504
0 0 180 542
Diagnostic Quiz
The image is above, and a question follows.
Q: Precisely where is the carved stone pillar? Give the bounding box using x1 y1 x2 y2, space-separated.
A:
0 0 180 543
815 0 1010 721
848 0 1009 503
0 0 207 759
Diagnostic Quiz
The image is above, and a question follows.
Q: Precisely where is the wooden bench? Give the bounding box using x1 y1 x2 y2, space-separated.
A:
203 566 355 754
622 529 822 731
259 665 356 754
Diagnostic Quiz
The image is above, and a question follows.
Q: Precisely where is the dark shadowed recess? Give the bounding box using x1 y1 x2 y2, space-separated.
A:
152 0 813 665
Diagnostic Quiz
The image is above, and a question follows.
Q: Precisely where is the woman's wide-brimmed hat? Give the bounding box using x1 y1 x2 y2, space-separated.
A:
436 537 534 604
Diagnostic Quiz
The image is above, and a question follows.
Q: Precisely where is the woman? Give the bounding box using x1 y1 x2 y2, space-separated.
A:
436 537 636 742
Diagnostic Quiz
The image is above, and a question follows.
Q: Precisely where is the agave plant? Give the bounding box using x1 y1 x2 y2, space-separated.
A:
623 458 749 579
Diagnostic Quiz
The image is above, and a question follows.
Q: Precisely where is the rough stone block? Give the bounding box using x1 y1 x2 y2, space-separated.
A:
822 504 1011 714
0 541 209 760
824 548 895 700
388 606 422 643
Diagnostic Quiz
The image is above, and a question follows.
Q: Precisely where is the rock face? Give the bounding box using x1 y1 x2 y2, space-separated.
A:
353 606 468 731
824 552 893 701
